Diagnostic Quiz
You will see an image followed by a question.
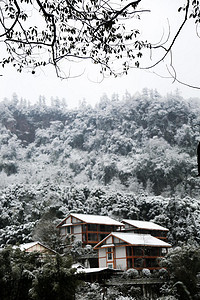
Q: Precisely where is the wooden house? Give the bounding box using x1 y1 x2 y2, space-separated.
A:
15 241 57 255
122 220 169 240
57 213 123 246
94 232 171 271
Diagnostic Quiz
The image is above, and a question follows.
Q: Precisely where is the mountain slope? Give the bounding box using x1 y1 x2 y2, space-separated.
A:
0 91 199 195
1 90 200 248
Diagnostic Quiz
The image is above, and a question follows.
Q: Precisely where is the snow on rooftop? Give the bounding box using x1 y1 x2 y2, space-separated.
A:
101 244 115 248
122 219 169 231
70 213 123 226
60 223 73 227
14 241 56 253
75 267 119 274
18 241 40 251
112 232 171 247
95 232 171 248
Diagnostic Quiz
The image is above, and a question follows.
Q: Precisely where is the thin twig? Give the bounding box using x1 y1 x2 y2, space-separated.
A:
0 0 20 38
144 0 190 70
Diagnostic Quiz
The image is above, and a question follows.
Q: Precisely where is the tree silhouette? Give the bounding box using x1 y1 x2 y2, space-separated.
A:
0 0 198 81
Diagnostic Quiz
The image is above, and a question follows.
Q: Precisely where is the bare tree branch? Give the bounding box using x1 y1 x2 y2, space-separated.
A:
145 0 190 70
0 0 20 38
0 0 199 89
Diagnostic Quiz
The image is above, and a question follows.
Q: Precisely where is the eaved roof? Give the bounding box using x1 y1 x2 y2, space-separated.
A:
19 241 40 251
58 213 123 227
122 219 169 231
14 241 57 253
94 232 171 249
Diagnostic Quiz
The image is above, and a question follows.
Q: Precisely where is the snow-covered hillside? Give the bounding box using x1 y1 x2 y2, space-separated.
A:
1 90 200 247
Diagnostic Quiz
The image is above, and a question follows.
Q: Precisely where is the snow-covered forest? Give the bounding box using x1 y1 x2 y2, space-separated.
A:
1 89 200 248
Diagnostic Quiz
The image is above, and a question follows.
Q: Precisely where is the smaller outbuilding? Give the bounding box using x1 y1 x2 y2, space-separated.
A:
94 232 171 271
14 241 57 255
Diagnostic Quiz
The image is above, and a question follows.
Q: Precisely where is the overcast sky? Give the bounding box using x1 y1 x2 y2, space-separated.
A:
1 0 200 108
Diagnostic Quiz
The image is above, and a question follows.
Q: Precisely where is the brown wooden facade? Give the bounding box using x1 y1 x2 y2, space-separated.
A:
81 223 120 246
57 213 123 247
126 245 168 270
16 241 57 255
94 232 171 271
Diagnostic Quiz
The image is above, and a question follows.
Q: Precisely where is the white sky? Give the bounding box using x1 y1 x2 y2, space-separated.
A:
1 0 200 108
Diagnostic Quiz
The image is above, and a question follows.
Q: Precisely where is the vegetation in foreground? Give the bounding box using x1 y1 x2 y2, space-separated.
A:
0 245 200 300
0 247 79 300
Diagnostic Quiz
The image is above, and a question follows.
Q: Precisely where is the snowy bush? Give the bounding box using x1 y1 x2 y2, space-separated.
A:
161 245 200 299
158 268 168 279
123 268 139 279
141 268 151 277
76 282 102 300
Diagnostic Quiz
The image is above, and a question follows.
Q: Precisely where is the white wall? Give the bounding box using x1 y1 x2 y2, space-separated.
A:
106 236 113 244
113 237 121 244
115 246 126 258
72 216 81 223
115 246 127 270
115 257 126 270
74 224 81 234
73 224 82 242
98 248 107 268
65 216 71 224
98 246 127 270
115 247 126 270
99 248 106 257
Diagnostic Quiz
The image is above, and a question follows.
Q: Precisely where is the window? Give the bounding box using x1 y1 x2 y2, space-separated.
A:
108 252 112 260
100 225 106 232
99 225 113 232
107 247 113 260
88 224 97 231
108 264 113 269
144 248 151 256
82 224 87 232
100 234 107 240
67 226 71 234
88 233 98 241
133 247 143 256
160 231 167 237
144 247 158 256
146 258 159 268
126 246 132 257
134 258 144 268
151 231 166 238
113 226 118 231
127 258 133 269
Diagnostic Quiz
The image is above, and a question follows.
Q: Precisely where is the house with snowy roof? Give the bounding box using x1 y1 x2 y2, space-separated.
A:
57 213 123 247
14 241 57 255
122 220 169 240
94 232 171 271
